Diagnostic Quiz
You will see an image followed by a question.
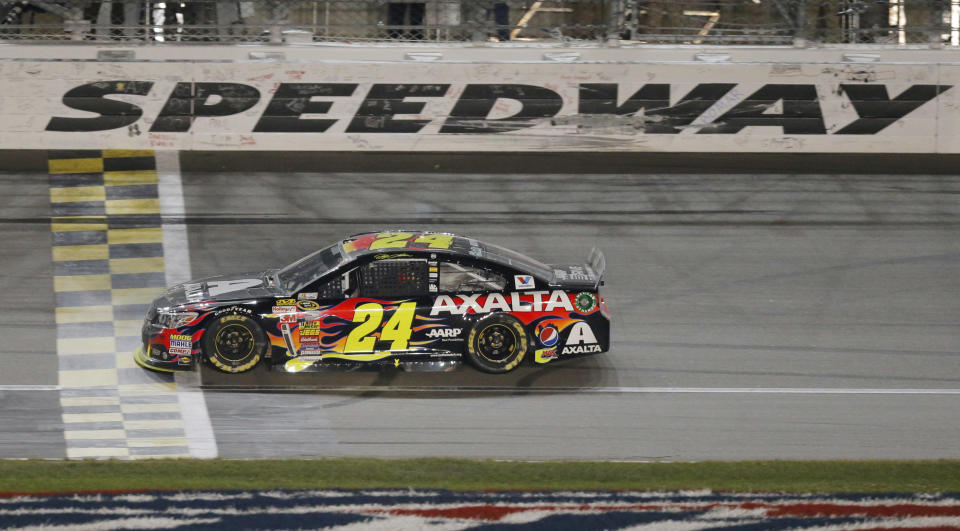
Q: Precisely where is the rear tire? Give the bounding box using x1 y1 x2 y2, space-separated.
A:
201 312 267 373
465 314 529 374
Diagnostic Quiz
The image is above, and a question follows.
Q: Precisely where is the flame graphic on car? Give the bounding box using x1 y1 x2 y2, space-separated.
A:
342 234 378 254
530 316 581 341
304 314 353 349
411 315 452 347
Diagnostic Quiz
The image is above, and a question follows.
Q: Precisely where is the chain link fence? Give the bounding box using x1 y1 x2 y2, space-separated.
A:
1 0 958 45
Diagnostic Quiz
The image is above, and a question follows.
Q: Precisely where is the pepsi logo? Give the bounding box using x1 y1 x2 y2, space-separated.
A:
539 325 559 347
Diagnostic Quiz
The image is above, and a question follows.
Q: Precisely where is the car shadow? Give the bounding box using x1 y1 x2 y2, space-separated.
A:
196 354 616 398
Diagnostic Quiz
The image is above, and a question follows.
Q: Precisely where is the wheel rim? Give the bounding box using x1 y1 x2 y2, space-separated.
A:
214 324 255 362
477 324 517 363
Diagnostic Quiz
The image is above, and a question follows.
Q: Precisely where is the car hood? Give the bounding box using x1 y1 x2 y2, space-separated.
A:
162 270 283 306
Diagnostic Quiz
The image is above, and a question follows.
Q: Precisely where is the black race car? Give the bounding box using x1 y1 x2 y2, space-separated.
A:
135 231 609 374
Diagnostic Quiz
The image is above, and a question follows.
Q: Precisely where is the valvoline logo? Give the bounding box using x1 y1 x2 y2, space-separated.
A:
538 325 559 347
514 274 534 290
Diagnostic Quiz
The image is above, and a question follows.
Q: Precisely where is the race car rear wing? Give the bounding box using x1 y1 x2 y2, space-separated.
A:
549 247 606 290
587 247 606 284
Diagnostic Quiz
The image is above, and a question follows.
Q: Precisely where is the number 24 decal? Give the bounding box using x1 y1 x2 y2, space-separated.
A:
345 302 416 352
368 232 453 250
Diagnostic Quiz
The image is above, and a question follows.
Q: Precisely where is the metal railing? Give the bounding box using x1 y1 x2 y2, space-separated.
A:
1 0 958 46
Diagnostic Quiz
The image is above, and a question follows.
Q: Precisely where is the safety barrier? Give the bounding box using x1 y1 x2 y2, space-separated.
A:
2 0 960 46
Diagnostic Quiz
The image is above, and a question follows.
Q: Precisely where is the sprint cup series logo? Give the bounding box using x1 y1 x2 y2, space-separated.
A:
575 292 598 313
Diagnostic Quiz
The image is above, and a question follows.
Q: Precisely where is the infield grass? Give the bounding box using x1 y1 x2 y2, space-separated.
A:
1 459 958 495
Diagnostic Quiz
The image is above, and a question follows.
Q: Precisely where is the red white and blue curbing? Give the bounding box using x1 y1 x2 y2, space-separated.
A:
0 489 958 529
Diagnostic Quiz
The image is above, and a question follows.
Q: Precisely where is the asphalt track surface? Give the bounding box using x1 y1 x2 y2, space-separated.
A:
1 165 959 460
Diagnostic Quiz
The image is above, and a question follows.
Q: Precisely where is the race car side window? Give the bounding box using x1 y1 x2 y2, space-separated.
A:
298 271 349 300
438 262 506 293
358 258 429 298
316 274 343 299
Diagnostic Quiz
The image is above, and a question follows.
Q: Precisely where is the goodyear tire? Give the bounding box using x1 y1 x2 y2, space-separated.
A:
201 313 267 373
465 314 529 374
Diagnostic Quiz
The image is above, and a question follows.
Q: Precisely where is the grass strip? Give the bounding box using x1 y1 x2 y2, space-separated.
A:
1 459 958 495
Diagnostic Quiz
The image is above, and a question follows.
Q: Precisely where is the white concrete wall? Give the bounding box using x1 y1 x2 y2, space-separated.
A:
2 44 959 152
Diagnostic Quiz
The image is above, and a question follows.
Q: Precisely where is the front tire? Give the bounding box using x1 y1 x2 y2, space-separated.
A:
465 314 529 373
201 312 267 373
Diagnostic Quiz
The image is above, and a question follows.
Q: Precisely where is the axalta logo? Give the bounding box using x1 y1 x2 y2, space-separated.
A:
430 290 574 315
561 322 600 355
425 328 462 339
562 344 601 354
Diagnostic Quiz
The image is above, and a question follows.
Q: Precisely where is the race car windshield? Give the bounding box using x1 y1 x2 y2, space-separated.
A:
277 243 345 292
481 242 553 281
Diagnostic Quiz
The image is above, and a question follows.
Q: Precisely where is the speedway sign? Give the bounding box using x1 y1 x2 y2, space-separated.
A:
47 80 949 136
1 60 956 151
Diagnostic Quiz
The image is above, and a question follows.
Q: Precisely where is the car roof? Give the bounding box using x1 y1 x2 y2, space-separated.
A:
340 230 553 280
341 230 473 257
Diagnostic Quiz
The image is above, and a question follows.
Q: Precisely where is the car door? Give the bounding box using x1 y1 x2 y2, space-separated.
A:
327 256 431 358
284 270 349 357
425 259 509 348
